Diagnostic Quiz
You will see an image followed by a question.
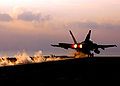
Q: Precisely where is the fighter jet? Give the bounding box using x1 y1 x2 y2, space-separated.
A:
51 30 117 57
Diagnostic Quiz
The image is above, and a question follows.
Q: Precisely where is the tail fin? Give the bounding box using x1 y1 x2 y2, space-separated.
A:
85 30 91 42
69 30 77 44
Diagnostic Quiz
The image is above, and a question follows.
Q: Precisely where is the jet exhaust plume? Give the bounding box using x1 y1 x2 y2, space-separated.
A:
73 52 88 58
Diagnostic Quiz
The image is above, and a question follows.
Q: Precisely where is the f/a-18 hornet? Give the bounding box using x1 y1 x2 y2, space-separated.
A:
51 30 117 57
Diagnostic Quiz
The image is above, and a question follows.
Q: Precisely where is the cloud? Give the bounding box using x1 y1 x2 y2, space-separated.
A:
0 13 12 22
66 21 120 29
17 11 52 22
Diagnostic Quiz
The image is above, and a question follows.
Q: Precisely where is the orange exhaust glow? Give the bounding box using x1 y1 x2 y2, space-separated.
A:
71 44 78 48
79 44 83 48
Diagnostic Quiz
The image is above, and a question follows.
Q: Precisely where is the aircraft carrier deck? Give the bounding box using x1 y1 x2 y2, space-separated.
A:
0 56 120 85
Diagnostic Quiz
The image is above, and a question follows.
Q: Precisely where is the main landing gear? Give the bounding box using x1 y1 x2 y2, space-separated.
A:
88 53 94 57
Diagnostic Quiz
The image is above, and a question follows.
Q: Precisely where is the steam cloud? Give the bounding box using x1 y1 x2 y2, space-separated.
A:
0 50 67 67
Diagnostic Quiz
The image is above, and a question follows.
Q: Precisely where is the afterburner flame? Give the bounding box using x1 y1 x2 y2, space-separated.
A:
0 50 66 67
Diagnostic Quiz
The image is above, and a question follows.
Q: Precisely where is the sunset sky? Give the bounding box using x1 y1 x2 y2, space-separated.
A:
0 0 119 56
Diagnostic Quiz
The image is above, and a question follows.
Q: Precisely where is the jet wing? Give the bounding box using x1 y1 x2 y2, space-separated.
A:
97 45 117 50
51 43 72 49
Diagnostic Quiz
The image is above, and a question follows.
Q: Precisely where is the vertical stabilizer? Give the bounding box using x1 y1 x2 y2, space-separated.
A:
85 30 91 42
69 30 77 44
